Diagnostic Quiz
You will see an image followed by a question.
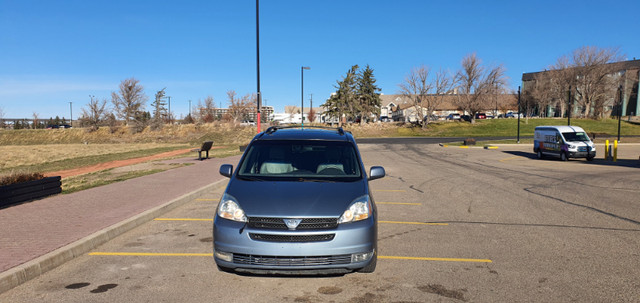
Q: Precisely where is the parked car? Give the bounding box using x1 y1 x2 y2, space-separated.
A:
379 116 390 122
504 112 522 118
460 115 471 122
214 126 385 274
475 113 487 119
445 113 461 120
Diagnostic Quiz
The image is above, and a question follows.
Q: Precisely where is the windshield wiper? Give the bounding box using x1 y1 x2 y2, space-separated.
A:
237 176 266 182
297 177 335 183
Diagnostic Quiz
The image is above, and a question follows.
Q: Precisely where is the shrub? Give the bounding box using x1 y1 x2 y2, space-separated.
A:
0 172 45 186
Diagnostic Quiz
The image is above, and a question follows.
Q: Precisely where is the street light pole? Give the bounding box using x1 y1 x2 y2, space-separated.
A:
69 101 72 127
517 86 521 143
256 0 262 133
301 66 310 127
618 85 623 142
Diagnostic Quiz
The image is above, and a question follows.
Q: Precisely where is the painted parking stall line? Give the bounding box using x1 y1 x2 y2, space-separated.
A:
377 202 422 205
154 218 448 226
88 252 491 263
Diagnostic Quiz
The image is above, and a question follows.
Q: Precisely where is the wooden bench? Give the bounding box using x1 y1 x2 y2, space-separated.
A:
192 141 214 160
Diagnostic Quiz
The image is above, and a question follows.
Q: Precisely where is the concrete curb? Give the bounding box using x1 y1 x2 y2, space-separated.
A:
0 179 227 294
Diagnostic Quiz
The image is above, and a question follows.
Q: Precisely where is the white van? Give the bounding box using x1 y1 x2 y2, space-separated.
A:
533 126 596 161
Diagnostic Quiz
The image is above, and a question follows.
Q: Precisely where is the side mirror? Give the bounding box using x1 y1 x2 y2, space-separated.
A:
369 166 385 181
219 164 233 178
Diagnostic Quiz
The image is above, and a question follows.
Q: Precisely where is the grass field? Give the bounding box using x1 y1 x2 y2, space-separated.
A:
0 144 190 174
1 119 638 191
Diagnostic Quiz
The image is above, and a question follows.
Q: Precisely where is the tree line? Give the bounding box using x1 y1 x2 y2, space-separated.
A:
323 54 509 127
78 77 258 133
523 46 629 119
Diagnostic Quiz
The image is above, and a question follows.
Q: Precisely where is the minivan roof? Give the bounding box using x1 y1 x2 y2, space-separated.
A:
535 125 586 133
253 126 354 142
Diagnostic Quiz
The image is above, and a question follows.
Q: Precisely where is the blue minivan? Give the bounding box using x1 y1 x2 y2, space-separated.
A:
214 126 385 274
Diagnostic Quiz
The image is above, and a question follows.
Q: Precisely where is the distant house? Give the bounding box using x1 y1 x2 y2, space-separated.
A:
380 94 517 122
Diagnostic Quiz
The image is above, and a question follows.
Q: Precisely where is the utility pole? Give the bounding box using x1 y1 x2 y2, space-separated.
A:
168 96 171 123
69 101 73 127
618 85 623 142
567 86 572 126
517 86 521 143
256 0 262 133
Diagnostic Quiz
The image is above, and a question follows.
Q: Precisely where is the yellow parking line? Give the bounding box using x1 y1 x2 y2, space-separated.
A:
89 252 212 257
380 255 492 263
89 252 491 263
154 218 213 221
499 156 520 162
377 202 421 205
380 220 448 226
374 190 406 192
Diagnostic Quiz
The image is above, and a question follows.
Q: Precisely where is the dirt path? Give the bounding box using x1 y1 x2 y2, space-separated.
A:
43 147 218 179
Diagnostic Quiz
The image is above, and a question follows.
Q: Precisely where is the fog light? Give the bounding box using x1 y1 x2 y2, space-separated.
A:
214 250 233 262
351 251 374 263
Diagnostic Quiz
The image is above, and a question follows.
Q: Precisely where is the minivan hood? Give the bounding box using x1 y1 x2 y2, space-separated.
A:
225 179 367 217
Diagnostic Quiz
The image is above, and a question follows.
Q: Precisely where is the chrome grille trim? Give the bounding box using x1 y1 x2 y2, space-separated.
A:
249 233 335 242
247 217 338 230
232 254 351 266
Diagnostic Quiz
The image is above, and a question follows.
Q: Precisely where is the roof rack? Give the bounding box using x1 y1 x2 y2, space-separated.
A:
264 125 345 135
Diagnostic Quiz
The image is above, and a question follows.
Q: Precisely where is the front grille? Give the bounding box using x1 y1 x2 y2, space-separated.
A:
249 233 335 242
233 253 351 266
247 217 338 230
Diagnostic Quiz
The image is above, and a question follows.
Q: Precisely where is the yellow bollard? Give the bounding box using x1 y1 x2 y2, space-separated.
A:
605 140 609 160
614 140 618 162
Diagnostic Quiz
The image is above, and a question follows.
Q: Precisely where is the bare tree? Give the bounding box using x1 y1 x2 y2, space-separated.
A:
571 46 624 118
80 95 108 131
227 91 256 123
455 53 507 123
111 77 147 125
32 112 39 129
398 66 432 126
196 96 216 123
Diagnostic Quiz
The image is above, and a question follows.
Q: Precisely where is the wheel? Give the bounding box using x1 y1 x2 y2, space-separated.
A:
358 253 377 273
587 155 594 161
537 150 543 159
561 152 568 161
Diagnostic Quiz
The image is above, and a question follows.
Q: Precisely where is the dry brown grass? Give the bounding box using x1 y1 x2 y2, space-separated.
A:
0 122 258 145
0 143 188 171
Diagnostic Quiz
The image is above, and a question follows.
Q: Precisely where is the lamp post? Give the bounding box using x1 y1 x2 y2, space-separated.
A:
517 86 521 143
69 101 72 127
618 85 623 142
301 66 310 127
256 0 262 133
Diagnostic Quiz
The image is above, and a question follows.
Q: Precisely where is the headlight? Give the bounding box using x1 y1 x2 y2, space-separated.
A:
338 195 371 224
217 194 247 222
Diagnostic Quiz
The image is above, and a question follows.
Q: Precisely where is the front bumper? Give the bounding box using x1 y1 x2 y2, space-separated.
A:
213 216 376 272
568 150 596 158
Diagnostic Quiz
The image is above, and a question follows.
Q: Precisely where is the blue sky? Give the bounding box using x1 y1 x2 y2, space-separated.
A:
1 0 639 119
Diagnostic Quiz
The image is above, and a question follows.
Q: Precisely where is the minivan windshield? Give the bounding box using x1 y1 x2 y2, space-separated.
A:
237 140 362 182
562 132 590 142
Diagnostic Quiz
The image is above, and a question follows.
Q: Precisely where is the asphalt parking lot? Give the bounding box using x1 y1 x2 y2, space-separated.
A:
2 141 639 302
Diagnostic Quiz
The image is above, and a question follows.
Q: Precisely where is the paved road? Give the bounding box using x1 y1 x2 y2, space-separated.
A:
1 142 639 302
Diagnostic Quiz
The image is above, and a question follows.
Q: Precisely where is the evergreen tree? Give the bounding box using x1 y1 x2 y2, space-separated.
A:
323 65 359 126
356 65 382 124
152 88 167 121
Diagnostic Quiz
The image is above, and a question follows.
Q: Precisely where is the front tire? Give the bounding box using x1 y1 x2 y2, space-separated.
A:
358 253 377 273
587 155 594 161
561 152 568 161
537 150 543 159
